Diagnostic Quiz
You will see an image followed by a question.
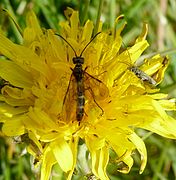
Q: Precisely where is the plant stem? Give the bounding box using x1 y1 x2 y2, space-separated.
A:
94 0 104 35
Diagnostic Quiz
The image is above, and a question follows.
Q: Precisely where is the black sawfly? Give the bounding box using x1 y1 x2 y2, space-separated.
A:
56 32 109 124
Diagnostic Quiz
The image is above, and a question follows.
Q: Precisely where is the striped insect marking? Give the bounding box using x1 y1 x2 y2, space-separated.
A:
72 56 85 121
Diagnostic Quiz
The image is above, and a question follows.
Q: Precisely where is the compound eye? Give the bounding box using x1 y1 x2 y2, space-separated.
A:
79 57 84 64
73 57 77 64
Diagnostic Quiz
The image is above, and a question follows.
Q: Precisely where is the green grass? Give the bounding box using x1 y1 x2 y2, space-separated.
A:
1 0 176 179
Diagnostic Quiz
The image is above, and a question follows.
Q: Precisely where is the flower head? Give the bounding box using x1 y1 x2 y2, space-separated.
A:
0 8 176 180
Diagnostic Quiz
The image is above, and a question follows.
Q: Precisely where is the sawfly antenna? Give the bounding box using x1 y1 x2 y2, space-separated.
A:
56 32 101 58
55 33 78 57
79 32 101 57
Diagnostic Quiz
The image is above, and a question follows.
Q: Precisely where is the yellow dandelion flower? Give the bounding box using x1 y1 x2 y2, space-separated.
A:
0 8 176 180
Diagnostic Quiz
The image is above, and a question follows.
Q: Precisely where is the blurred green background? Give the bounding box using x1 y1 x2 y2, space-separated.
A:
1 0 176 179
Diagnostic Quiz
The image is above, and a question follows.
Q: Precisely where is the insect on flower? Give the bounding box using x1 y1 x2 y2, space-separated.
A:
56 32 109 124
128 55 169 86
118 47 157 86
130 65 157 85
